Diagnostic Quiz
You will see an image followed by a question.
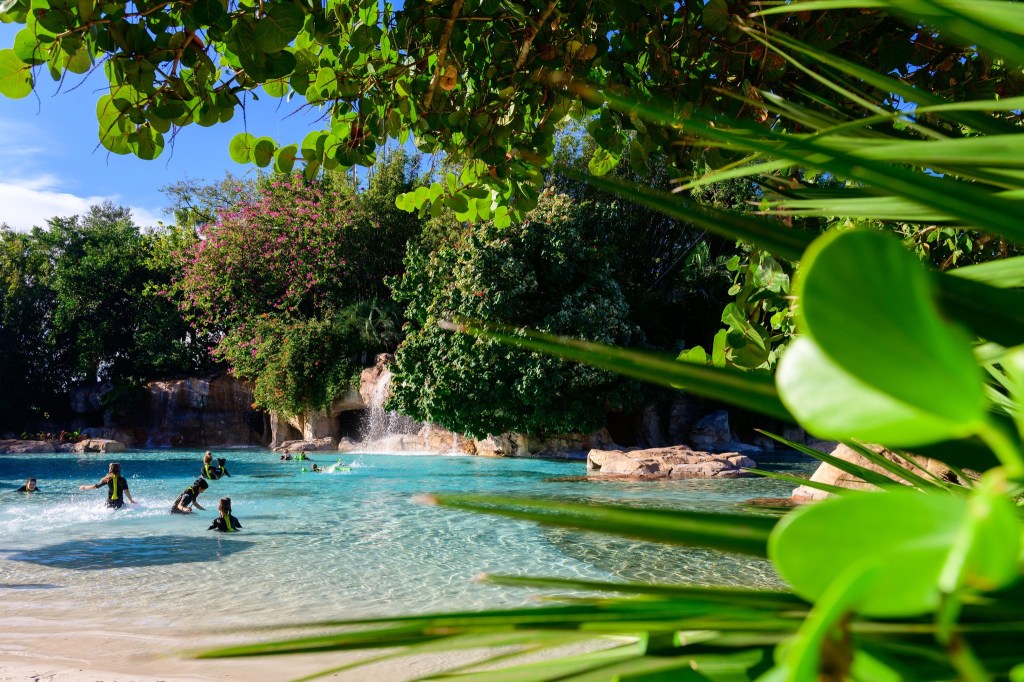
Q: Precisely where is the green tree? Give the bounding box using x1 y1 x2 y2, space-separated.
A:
31 203 203 384
389 189 645 439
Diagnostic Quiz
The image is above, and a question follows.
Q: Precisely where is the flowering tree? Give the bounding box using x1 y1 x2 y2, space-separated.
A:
172 155 419 415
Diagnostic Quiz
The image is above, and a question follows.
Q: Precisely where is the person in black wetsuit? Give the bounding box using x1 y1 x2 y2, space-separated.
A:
201 451 231 480
79 462 135 509
171 478 208 514
208 497 242 532
14 477 39 492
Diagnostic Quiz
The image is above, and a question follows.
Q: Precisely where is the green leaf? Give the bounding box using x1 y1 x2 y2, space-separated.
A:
771 490 959 617
948 256 1024 289
254 1 304 53
703 0 730 32
427 493 777 557
779 230 987 445
0 48 33 98
129 124 164 160
273 143 297 173
251 135 276 167
229 132 256 164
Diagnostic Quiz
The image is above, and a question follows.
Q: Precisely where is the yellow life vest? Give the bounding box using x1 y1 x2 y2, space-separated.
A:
223 513 236 532
110 475 118 500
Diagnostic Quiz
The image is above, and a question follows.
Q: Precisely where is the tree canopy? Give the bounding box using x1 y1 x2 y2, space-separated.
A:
4 0 1016 221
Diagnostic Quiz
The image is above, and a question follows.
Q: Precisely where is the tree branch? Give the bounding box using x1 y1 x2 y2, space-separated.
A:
424 0 465 110
514 0 558 71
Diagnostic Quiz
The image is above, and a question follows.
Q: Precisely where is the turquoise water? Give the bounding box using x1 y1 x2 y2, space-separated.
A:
0 449 813 631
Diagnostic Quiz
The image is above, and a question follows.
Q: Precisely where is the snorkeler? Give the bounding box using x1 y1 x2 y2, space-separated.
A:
13 477 39 493
207 497 242 533
79 462 136 509
170 478 209 514
201 451 232 480
311 463 322 472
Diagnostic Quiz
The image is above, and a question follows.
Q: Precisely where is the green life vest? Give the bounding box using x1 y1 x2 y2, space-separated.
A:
223 513 236 532
110 475 119 500
204 463 213 478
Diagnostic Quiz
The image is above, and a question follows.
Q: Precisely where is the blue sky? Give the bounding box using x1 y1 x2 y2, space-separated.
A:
0 23 325 232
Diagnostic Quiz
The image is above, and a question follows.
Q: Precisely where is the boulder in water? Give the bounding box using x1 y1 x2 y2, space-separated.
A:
0 439 57 454
587 445 756 479
73 439 126 454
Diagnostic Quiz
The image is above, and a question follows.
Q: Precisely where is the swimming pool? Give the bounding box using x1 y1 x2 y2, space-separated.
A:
0 449 810 634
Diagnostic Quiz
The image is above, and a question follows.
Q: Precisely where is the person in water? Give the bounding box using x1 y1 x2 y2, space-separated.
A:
14 477 39 492
311 463 322 472
207 497 242 532
171 478 209 514
79 462 135 509
201 451 231 480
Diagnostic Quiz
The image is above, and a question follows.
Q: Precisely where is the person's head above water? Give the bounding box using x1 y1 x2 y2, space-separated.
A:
108 462 120 476
218 497 232 514
218 457 226 466
194 478 209 491
203 451 213 464
25 477 37 491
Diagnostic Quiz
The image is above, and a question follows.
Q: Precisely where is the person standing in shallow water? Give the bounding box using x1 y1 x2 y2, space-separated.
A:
79 463 135 509
208 497 242 532
171 478 208 514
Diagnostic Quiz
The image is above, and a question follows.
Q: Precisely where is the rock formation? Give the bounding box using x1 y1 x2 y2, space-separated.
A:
790 442 961 502
587 446 757 479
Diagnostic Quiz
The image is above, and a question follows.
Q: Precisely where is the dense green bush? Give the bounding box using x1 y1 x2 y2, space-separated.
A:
389 189 646 439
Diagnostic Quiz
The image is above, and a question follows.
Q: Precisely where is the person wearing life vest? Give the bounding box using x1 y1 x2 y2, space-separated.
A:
170 478 209 514
208 497 242 533
201 451 231 480
79 462 136 509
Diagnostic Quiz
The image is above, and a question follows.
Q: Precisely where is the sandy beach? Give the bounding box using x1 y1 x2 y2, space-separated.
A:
0 615 475 682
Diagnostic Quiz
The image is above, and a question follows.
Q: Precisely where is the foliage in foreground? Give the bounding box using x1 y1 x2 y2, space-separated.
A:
198 1 1024 680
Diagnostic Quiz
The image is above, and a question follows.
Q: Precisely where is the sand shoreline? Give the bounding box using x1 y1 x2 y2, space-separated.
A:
0 616 471 681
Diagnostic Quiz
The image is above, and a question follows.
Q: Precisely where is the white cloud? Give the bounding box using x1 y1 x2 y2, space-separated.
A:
0 176 162 232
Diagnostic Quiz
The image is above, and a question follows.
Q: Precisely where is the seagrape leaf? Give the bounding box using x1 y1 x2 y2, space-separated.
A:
769 487 1019 618
254 2 304 53
778 230 987 445
229 132 256 164
0 49 32 98
252 136 276 167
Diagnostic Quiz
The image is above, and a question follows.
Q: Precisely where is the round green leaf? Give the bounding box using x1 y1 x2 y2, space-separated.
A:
13 28 45 65
273 143 297 173
0 48 33 98
129 124 164 160
777 338 979 445
785 230 987 441
229 132 256 164
254 2 304 53
252 136 276 167
770 489 965 617
191 0 225 25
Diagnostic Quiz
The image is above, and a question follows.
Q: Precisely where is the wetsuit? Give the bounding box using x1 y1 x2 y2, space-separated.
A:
101 475 129 509
14 485 39 492
201 463 231 480
170 486 200 514
208 514 242 532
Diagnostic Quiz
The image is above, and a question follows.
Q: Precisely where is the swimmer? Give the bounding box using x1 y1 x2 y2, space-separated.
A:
280 453 292 461
13 477 39 493
296 451 307 461
201 451 232 480
311 463 322 472
79 463 136 509
170 478 209 514
207 497 242 533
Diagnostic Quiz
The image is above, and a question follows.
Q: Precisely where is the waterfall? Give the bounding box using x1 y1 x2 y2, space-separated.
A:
359 368 423 446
